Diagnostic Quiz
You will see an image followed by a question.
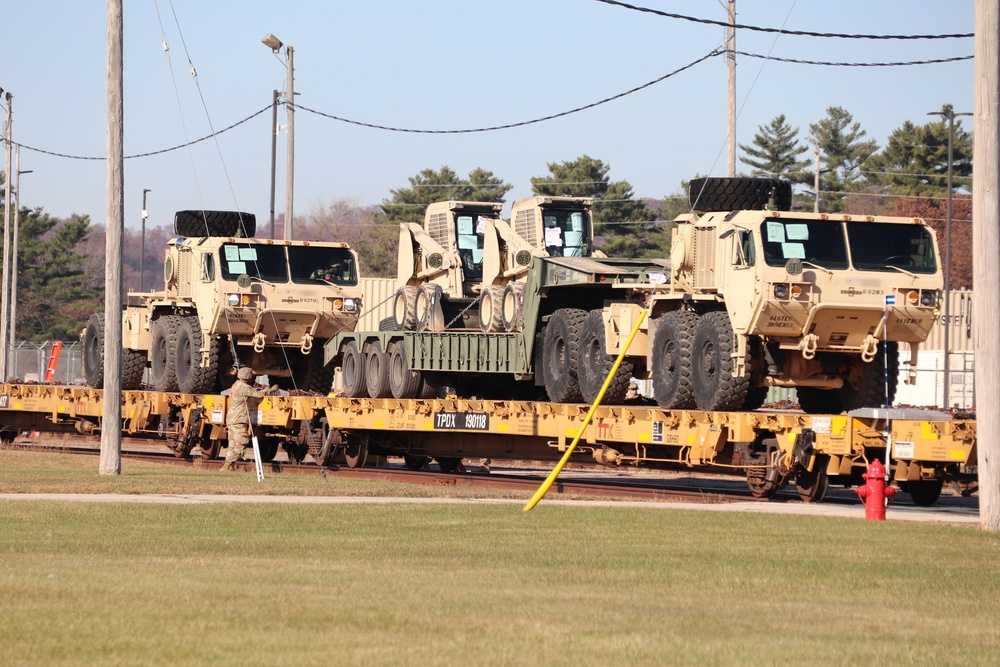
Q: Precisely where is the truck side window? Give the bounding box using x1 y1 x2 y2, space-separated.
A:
201 253 215 281
736 230 755 266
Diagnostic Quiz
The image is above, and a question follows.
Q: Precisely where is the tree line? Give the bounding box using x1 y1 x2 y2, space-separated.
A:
0 104 974 341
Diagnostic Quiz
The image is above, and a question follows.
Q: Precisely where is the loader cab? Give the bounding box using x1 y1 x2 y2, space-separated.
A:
455 214 486 281
511 196 596 259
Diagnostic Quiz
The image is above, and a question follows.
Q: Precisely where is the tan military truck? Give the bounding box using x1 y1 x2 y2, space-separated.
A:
83 210 362 394
393 196 598 332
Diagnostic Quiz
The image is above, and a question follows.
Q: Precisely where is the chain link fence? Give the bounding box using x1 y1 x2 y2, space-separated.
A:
7 341 87 385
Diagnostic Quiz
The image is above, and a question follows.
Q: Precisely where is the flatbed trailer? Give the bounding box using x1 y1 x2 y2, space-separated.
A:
0 383 975 505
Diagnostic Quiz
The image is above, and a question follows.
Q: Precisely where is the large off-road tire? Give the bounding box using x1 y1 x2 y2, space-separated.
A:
121 349 147 390
393 286 419 331
378 317 397 332
388 340 422 399
82 313 106 389
542 308 587 403
691 311 749 411
340 340 367 398
415 284 445 332
501 282 525 331
173 210 256 238
175 316 219 394
149 315 180 392
689 177 792 212
301 347 335 394
578 309 634 405
651 310 698 410
365 341 392 398
841 342 899 411
479 285 505 333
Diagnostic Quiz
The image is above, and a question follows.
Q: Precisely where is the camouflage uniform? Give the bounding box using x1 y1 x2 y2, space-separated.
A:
222 369 270 470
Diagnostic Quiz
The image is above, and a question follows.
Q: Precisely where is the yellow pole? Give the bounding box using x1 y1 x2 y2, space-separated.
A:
523 309 647 511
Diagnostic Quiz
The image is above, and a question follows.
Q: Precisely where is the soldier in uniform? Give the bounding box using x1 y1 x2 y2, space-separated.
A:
221 367 276 471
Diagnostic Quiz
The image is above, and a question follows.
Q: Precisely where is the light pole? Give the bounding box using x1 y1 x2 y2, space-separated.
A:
261 33 294 240
1 89 13 380
9 147 31 367
927 107 972 408
140 188 151 292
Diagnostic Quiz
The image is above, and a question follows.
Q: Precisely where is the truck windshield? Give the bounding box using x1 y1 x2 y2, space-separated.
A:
289 246 359 285
760 219 849 269
847 223 937 274
542 210 591 257
219 243 289 282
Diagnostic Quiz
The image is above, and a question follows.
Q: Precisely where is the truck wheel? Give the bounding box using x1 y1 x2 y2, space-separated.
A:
840 342 899 411
341 341 368 397
578 309 634 404
82 313 106 389
689 177 792 212
691 311 749 411
365 341 392 398
121 349 146 390
416 284 445 331
542 308 587 403
501 283 525 331
388 341 422 398
796 387 843 415
651 311 697 410
393 286 418 330
173 210 255 238
150 315 180 392
479 286 505 333
175 316 218 394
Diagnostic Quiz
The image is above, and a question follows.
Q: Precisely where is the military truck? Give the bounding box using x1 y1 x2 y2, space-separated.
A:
326 177 942 413
393 196 598 333
83 210 363 394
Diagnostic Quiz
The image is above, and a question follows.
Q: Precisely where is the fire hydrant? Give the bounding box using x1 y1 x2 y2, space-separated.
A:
856 458 896 521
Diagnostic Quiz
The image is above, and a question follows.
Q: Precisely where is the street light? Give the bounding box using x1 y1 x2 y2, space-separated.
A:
140 188 151 292
261 33 294 240
927 107 972 408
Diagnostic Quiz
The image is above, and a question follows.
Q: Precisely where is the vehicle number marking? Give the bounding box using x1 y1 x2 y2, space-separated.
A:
652 421 664 444
434 412 489 431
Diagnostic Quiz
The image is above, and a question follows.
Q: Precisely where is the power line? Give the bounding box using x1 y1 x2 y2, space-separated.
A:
594 0 972 40
737 50 973 67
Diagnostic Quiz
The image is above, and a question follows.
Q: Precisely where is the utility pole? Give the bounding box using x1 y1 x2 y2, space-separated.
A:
973 0 999 531
101 0 124 476
140 188 150 292
1 90 12 381
269 89 278 239
10 146 29 361
726 0 736 177
928 107 972 409
284 45 295 240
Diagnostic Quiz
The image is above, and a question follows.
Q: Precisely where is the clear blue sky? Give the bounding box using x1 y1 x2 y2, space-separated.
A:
2 1 974 230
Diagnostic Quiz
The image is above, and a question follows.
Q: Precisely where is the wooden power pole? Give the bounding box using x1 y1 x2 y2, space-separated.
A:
726 0 736 177
100 0 124 475
973 0 999 531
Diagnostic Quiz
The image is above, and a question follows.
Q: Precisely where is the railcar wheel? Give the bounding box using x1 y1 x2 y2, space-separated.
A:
795 469 830 503
150 316 180 392
578 309 633 404
200 438 222 460
691 311 749 411
651 310 697 410
542 308 587 403
317 428 342 468
403 454 429 470
388 341 422 398
341 341 367 398
257 437 279 463
906 479 944 507
83 313 106 389
365 341 392 398
479 285 505 333
344 435 368 468
393 286 419 330
437 457 463 473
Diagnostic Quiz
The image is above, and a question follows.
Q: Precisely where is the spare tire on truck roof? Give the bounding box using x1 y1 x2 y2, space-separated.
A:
173 210 256 238
688 177 792 213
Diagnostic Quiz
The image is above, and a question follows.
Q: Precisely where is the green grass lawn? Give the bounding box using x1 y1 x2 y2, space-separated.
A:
1 452 999 666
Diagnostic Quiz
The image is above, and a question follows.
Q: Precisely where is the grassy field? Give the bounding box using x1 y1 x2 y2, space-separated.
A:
1 451 998 666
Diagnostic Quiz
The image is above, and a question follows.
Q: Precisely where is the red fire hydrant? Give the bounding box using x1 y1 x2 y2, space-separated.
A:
856 459 896 521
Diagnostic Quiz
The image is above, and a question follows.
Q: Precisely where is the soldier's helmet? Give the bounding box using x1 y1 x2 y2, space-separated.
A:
237 367 254 382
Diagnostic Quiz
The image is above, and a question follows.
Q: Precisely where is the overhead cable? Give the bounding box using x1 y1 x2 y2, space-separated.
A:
594 0 972 40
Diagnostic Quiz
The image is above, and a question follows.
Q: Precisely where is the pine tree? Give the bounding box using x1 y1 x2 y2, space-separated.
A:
380 166 512 223
809 107 879 211
738 115 811 182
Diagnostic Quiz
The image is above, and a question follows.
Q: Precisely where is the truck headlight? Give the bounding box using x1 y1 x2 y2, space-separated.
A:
773 284 788 299
920 290 937 306
343 298 359 312
228 293 251 307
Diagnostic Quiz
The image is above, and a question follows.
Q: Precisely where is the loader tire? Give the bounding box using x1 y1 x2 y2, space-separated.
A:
689 177 792 212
